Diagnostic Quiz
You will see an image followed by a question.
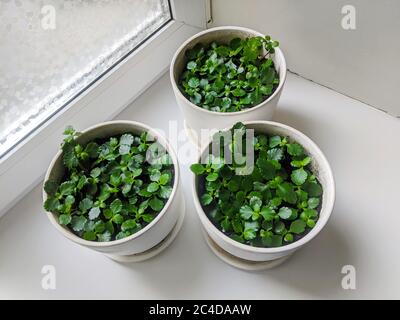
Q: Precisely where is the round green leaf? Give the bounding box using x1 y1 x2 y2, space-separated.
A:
59 214 71 225
121 219 137 232
71 216 87 232
289 219 306 234
278 207 292 220
201 193 213 206
188 77 200 88
149 197 164 212
190 164 205 175
88 207 101 220
291 168 308 186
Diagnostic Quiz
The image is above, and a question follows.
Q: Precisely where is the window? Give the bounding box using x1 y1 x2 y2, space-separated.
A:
0 0 171 158
0 0 206 216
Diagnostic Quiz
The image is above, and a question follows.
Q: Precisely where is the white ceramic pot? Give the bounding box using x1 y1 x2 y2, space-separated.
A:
192 121 335 262
43 121 183 259
170 26 287 146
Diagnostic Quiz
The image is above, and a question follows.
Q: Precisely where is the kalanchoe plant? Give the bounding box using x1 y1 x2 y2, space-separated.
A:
191 123 323 248
43 126 173 242
179 36 280 112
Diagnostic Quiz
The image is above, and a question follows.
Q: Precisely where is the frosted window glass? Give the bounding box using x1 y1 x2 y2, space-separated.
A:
0 0 171 158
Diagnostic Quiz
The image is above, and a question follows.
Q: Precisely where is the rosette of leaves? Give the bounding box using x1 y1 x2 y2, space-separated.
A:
43 126 173 242
179 35 280 112
191 123 323 248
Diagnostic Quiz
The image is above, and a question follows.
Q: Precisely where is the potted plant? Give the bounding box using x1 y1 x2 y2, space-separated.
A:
42 121 184 262
191 122 335 269
170 26 287 146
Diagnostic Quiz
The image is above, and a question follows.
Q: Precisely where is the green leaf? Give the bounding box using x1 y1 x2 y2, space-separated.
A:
97 231 111 242
308 198 320 209
112 214 124 224
159 186 173 199
149 197 164 211
303 208 318 218
292 157 311 168
88 207 101 220
240 205 253 220
287 143 304 156
249 196 262 212
76 176 88 190
291 168 308 186
267 148 283 161
59 214 71 225
221 217 231 232
110 199 123 214
121 219 137 232
256 158 276 180
119 144 131 155
307 219 316 228
110 173 122 187
44 180 58 196
147 182 160 193
260 207 275 221
59 181 75 196
120 134 134 146
150 170 161 182
284 233 294 242
289 219 306 234
71 216 87 232
201 193 213 206
253 181 267 192
141 214 154 223
232 88 246 97
105 221 114 234
278 207 292 220
243 229 257 240
159 173 170 185
188 77 200 88
206 173 218 182
63 148 79 169
303 181 323 197
187 61 197 70
44 197 60 212
269 136 281 148
90 167 102 178
227 179 239 192
274 221 286 235
103 208 113 219
277 182 297 204
83 231 96 241
262 234 283 247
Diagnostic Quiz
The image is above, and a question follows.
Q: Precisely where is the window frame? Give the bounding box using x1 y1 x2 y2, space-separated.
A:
0 0 208 216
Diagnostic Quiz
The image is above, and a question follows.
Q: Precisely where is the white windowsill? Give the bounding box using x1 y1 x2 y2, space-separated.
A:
0 71 399 299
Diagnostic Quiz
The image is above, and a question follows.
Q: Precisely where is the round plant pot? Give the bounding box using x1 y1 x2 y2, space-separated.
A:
170 26 287 147
192 121 335 267
43 121 184 261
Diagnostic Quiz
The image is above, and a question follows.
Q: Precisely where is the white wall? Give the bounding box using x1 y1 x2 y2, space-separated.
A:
209 0 400 117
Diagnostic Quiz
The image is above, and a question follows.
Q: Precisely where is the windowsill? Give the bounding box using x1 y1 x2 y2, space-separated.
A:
1 71 399 299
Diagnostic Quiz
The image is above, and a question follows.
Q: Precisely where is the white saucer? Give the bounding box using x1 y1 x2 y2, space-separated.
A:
202 230 292 271
105 199 185 263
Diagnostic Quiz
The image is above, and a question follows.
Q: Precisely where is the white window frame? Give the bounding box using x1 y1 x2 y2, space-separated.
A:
0 0 209 217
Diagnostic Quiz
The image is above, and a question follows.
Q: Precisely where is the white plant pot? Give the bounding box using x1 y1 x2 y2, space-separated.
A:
43 121 184 260
192 121 335 265
170 26 287 147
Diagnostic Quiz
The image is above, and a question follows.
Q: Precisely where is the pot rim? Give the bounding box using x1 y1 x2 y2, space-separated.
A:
170 25 287 116
43 120 180 248
192 120 335 254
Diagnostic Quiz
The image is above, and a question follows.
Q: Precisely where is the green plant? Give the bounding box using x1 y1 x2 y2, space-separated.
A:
190 123 323 248
43 126 173 242
179 35 280 112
